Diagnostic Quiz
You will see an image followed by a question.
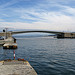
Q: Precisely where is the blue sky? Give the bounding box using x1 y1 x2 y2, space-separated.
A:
0 0 75 31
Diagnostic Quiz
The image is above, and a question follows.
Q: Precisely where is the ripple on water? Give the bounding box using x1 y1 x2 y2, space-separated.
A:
0 37 75 75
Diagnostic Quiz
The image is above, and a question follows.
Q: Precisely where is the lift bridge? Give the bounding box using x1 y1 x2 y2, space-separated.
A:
0 30 75 49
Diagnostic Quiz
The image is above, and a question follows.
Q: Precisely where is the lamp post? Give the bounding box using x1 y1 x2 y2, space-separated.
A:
5 28 8 39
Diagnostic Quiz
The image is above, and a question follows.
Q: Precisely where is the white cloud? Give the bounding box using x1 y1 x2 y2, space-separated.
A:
20 14 40 20
0 0 30 9
2 14 9 17
0 14 75 32
62 6 75 15
0 19 5 21
0 0 75 32
0 6 75 32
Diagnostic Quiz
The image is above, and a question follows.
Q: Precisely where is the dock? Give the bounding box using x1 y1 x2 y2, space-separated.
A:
3 43 17 49
0 59 37 75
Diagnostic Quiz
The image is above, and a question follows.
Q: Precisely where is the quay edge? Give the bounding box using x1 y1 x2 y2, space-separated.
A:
0 59 37 75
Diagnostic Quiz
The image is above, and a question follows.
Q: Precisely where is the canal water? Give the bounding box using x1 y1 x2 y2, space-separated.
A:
0 36 75 75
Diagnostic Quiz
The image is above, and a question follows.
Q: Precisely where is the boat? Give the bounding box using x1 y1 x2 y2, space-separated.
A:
3 37 17 49
3 43 17 49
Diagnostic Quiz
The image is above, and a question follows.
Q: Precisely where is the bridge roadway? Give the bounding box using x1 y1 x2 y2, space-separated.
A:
0 30 75 38
11 30 62 34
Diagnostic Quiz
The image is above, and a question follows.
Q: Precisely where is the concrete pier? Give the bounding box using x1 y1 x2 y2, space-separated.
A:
57 33 75 38
0 59 37 75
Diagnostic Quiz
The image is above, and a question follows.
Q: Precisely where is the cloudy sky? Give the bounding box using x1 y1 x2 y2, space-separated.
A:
0 0 75 31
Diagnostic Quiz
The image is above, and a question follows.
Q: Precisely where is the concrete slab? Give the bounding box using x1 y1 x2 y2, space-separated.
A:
0 60 37 75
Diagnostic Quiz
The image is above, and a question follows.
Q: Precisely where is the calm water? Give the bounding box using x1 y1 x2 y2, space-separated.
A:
0 37 75 75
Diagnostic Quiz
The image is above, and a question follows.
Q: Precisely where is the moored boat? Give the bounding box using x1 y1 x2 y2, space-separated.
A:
3 43 17 49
